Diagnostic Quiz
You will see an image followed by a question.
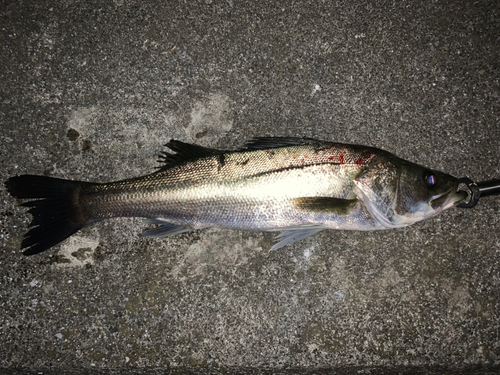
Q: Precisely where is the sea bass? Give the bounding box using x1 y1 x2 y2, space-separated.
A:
5 137 466 255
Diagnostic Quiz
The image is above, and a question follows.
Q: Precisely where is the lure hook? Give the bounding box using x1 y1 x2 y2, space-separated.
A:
457 178 500 208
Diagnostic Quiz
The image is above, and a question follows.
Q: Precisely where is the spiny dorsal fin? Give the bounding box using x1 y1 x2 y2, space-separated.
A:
157 140 226 169
245 137 322 150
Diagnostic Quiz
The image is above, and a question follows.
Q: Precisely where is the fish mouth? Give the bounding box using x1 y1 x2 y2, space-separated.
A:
430 182 468 211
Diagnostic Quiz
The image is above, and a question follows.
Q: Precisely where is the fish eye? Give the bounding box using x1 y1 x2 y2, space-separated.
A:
424 172 437 188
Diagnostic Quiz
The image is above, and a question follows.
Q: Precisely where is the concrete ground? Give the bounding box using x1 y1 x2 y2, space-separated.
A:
1 0 499 374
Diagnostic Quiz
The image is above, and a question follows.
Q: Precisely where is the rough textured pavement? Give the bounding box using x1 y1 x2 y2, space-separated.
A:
1 1 499 374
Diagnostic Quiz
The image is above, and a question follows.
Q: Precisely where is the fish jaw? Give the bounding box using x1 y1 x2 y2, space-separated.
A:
430 183 467 212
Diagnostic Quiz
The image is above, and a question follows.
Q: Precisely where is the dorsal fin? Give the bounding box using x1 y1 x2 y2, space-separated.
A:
157 140 225 170
245 137 321 150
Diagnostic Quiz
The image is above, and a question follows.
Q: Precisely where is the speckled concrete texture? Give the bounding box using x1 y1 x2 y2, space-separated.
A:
1 0 499 374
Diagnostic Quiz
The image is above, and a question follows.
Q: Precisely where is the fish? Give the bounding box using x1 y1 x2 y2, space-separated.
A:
4 137 466 256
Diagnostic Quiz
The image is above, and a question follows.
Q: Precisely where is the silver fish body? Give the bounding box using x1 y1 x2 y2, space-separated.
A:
5 137 466 255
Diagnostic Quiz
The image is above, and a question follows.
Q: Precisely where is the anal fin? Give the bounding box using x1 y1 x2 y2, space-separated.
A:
143 218 193 238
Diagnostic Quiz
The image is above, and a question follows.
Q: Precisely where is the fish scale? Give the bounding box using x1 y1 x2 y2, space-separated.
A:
5 137 466 255
79 147 368 226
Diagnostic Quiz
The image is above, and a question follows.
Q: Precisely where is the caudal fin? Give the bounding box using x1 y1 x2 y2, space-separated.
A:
5 175 88 255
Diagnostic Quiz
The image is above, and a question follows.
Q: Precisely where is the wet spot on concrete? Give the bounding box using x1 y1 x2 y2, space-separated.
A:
171 229 262 278
67 128 80 141
82 139 92 152
54 235 100 268
185 93 233 145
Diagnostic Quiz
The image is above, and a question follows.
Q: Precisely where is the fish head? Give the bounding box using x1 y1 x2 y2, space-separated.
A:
354 154 467 228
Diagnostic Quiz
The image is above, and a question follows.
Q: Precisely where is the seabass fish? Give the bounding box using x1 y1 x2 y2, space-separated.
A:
5 137 466 255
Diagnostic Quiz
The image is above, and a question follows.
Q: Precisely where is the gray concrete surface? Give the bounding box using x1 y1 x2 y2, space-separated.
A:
1 0 499 374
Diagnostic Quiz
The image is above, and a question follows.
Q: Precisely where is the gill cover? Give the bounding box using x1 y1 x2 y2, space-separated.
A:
353 155 463 229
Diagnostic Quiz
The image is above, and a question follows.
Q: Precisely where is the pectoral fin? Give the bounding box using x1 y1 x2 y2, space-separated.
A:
292 197 358 215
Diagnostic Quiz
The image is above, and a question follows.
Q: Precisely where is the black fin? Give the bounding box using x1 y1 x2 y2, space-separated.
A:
157 140 226 170
245 137 321 150
5 175 88 255
292 197 358 215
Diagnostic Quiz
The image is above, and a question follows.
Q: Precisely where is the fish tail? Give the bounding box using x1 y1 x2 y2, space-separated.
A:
5 175 91 255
